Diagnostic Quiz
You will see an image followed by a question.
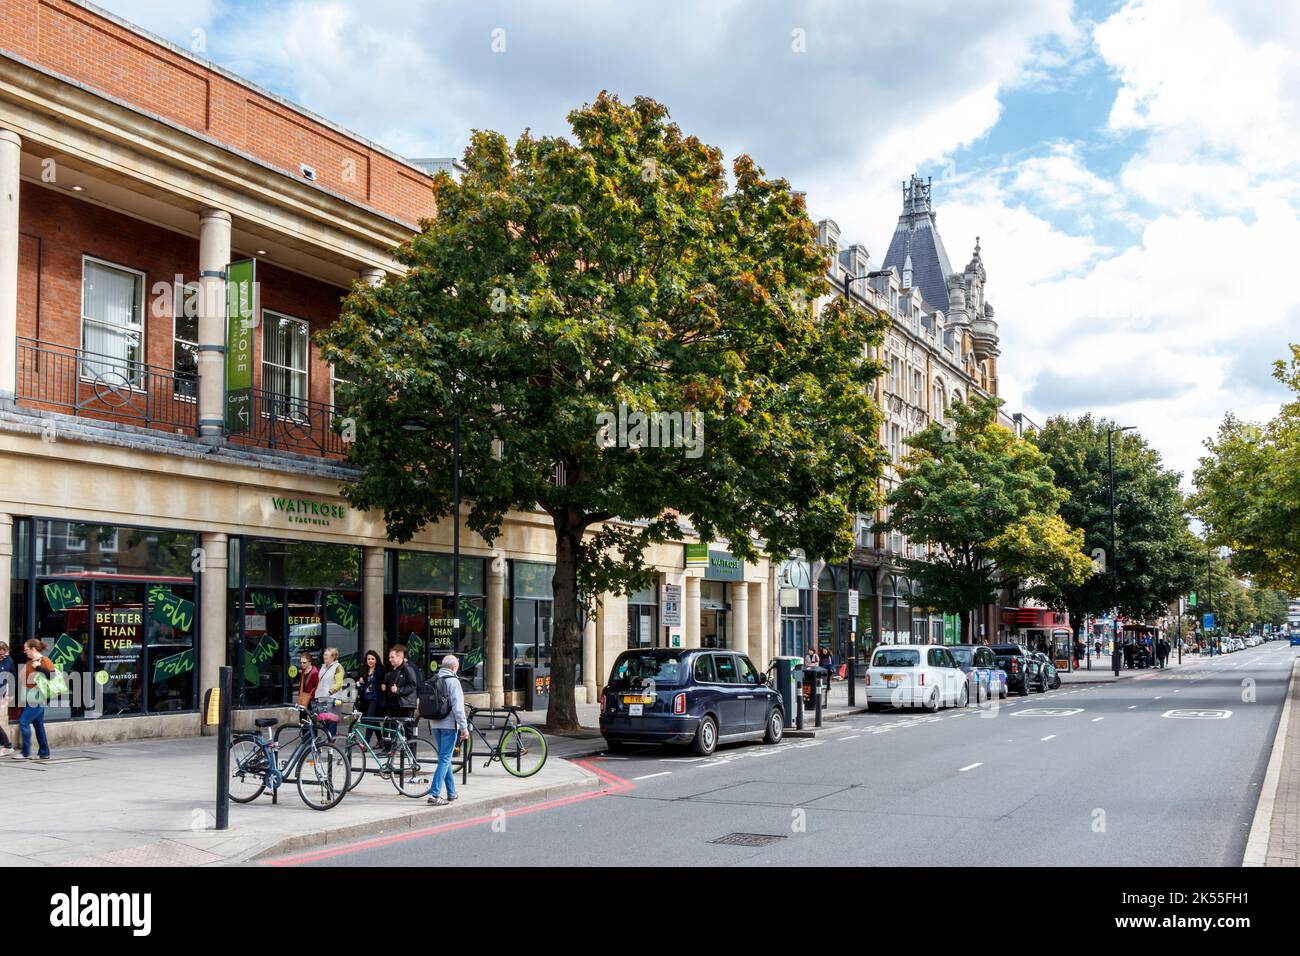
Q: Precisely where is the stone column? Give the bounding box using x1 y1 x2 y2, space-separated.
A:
596 591 627 683
198 532 227 734
730 580 749 659
486 554 505 706
873 566 885 649
197 209 232 444
359 267 385 288
0 130 20 399
684 575 701 648
582 613 597 703
362 547 385 656
0 514 12 647
748 580 766 665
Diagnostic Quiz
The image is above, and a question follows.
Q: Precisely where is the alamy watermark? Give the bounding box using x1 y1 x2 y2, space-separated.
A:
596 402 704 458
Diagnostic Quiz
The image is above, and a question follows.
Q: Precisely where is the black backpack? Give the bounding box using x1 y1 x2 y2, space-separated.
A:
418 672 453 719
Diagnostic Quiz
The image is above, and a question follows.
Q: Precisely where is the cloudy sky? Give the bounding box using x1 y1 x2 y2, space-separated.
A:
100 0 1300 485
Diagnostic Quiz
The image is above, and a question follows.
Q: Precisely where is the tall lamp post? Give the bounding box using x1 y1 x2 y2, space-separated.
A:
840 268 892 709
402 414 462 660
1108 425 1136 675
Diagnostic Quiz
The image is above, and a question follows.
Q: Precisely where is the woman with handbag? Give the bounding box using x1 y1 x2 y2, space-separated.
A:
295 652 319 709
11 639 55 760
314 647 345 739
356 649 385 747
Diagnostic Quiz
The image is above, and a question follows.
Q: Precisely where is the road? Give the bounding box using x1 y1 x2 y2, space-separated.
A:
277 640 1297 867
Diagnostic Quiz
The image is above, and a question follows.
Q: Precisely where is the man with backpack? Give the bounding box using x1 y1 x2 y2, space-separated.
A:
421 654 469 806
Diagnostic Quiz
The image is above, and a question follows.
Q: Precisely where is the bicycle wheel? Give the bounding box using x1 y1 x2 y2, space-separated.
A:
344 737 369 792
228 736 268 803
391 735 438 798
296 742 350 810
499 725 547 778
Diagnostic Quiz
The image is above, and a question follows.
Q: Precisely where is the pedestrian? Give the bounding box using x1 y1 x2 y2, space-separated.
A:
1158 638 1170 669
0 641 17 756
818 646 835 687
382 644 420 722
314 646 344 739
424 654 469 806
356 649 386 747
1073 638 1084 668
295 651 319 709
11 639 55 761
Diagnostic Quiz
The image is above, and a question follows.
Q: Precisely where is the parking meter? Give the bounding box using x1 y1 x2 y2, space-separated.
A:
771 656 802 728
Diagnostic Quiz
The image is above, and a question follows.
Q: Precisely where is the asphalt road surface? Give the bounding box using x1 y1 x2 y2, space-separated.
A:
277 640 1297 867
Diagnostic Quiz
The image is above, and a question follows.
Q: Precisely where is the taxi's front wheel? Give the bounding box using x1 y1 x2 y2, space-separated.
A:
764 708 784 744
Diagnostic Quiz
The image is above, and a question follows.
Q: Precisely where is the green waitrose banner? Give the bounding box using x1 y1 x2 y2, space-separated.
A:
225 258 257 433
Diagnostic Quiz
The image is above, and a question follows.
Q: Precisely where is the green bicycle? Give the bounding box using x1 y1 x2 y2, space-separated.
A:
340 712 438 798
464 703 548 778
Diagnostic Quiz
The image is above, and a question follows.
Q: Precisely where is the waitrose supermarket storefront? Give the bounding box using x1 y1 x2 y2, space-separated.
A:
0 431 566 744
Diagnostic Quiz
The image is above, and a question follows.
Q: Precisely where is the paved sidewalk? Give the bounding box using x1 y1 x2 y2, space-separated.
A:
1245 657 1300 866
0 733 598 866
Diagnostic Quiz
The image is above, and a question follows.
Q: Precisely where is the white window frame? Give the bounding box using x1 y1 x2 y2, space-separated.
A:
261 310 311 419
329 363 353 409
80 255 146 389
173 305 199 404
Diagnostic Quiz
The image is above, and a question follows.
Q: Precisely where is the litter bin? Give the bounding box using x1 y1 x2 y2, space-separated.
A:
514 665 534 710
771 656 802 727
802 665 828 708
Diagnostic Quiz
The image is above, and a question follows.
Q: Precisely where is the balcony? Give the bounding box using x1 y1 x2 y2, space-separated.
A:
14 337 348 460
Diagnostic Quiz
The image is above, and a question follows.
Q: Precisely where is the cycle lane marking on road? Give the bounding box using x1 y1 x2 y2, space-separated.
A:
1041 735 1056 741
958 762 982 772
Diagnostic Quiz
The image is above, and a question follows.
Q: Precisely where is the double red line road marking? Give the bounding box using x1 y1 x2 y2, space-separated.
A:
266 758 635 866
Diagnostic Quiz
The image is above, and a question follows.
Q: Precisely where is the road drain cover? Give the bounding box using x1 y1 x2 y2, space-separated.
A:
709 832 788 847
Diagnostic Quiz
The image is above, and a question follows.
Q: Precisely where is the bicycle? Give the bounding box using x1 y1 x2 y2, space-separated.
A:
228 704 351 810
339 712 437 798
463 703 548 778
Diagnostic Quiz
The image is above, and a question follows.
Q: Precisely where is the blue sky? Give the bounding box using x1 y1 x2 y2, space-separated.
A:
98 0 1300 485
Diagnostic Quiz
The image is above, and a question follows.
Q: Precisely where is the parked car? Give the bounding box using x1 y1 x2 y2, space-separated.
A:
1032 651 1062 690
948 644 1008 702
991 642 1046 695
864 644 970 712
599 648 784 756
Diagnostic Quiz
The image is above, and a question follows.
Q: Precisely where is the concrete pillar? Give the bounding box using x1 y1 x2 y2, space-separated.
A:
362 547 385 656
0 130 20 399
486 553 505 706
197 209 232 444
359 267 385 288
731 580 749 659
596 590 626 685
872 566 885 649
684 575 701 649
0 515 12 647
748 580 765 666
582 613 597 703
198 532 228 734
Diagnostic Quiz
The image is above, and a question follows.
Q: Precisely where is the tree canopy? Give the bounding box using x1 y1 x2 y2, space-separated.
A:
1031 414 1200 629
882 396 1092 639
318 93 887 730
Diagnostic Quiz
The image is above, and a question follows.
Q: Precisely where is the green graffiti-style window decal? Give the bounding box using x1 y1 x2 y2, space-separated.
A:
152 647 196 683
43 582 83 612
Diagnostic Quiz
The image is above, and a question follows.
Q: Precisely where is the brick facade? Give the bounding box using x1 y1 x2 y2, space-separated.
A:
0 0 436 225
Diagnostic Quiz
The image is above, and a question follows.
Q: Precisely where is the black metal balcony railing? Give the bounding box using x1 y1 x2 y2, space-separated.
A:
16 336 197 431
241 386 350 458
15 337 349 459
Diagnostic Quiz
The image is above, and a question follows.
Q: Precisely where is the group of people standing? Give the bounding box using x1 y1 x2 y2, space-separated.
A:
296 644 468 806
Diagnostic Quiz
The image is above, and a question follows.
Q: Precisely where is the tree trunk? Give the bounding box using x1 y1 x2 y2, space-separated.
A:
959 610 972 644
545 518 583 733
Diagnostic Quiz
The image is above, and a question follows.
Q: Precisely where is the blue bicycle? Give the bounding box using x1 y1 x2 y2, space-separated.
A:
228 703 351 810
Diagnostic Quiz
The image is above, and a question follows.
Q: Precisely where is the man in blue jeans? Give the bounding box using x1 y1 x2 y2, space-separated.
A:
426 655 468 806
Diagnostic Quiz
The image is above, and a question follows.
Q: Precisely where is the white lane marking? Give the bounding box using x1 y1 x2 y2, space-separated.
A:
1154 696 1162 700
840 734 863 741
1092 717 1104 722
1162 709 1233 719
959 762 983 772
633 771 672 781
1041 734 1056 741
1010 708 1083 717
1128 705 1138 710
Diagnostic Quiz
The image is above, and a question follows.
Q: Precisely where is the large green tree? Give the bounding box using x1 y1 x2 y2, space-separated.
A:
882 396 1093 641
318 93 887 731
1031 415 1200 636
1193 344 1300 593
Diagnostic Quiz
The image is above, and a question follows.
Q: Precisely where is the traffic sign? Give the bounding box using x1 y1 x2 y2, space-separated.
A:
1188 592 1197 608
1202 613 1215 629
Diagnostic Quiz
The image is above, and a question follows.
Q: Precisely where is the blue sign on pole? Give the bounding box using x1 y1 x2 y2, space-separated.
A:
1202 613 1215 629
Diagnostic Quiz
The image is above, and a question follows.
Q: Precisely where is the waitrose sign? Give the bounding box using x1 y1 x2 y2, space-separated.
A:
270 496 348 527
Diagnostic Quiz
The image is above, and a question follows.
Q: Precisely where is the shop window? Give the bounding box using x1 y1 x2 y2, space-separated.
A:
173 308 199 401
35 522 193 578
262 310 310 417
81 257 145 386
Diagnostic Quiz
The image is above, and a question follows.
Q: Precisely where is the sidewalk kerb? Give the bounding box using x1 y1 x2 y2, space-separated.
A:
244 764 603 864
1243 656 1299 867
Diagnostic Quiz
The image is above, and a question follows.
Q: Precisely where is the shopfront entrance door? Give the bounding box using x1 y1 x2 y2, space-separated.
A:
701 609 728 648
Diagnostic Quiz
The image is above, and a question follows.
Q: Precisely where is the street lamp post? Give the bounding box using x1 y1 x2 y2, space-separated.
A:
1108 425 1136 676
402 414 463 659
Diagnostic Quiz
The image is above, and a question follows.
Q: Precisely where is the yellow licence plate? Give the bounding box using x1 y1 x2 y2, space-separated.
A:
882 674 901 682
623 695 654 705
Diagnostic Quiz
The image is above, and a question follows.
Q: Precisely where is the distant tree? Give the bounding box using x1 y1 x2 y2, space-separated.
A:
1032 415 1200 637
319 93 887 731
1194 344 1300 593
882 396 1092 642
